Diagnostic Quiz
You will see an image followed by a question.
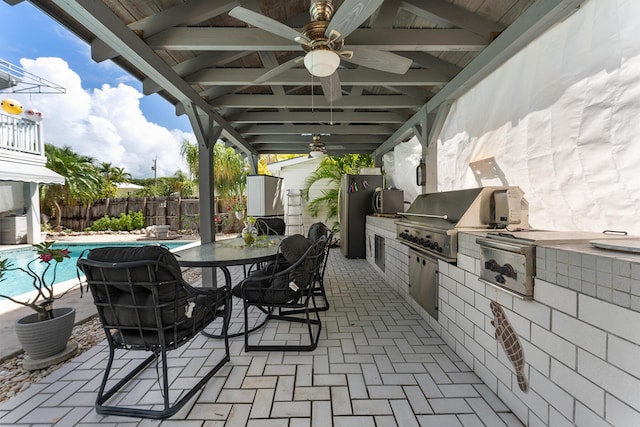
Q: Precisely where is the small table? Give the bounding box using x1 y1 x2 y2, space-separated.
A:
174 236 284 338
175 236 284 270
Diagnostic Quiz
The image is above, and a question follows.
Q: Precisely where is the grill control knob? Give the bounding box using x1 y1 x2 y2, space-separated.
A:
437 246 443 253
418 238 426 246
485 259 499 271
500 264 517 279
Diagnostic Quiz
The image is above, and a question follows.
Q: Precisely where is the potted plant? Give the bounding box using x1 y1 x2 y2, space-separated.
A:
0 241 80 370
242 216 258 245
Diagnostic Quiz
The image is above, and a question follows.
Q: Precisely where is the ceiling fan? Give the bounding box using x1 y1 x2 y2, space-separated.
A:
309 134 328 157
229 0 412 102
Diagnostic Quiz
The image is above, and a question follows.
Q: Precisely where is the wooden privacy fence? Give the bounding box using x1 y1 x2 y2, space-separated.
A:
58 197 218 231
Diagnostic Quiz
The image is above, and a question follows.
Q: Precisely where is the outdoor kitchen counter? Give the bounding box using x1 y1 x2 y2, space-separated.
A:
365 220 640 424
433 231 640 426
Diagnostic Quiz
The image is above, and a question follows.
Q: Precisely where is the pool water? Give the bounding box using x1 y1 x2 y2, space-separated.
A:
0 241 190 300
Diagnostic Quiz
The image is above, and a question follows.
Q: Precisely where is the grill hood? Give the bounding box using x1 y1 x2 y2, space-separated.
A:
399 186 530 231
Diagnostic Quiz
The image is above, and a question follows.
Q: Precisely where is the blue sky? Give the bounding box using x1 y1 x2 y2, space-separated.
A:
0 2 194 178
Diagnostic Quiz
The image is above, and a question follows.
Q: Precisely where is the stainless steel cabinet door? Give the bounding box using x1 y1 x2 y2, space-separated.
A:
408 250 438 320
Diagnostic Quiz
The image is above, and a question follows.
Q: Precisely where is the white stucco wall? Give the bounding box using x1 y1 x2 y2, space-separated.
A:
437 0 640 234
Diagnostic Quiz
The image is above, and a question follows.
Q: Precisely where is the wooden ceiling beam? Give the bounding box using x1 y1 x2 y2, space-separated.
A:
211 94 423 109
146 28 488 51
188 69 449 86
248 134 386 143
238 124 395 135
400 0 505 37
226 111 408 124
130 0 237 38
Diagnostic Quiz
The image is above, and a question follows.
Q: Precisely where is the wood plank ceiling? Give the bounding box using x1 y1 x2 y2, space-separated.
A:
19 0 544 157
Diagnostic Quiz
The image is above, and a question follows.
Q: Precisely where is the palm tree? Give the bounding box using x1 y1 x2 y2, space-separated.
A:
171 170 196 197
301 154 374 231
213 142 246 206
98 162 132 197
42 145 103 229
180 139 199 180
179 140 246 201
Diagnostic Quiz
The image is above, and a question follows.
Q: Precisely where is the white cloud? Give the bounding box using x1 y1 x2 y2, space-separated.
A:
9 57 194 178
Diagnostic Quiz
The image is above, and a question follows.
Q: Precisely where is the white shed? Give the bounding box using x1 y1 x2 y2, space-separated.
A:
267 156 331 235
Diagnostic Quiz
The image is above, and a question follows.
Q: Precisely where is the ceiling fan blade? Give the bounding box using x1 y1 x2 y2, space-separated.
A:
325 0 384 41
229 6 309 44
254 56 304 84
343 47 412 74
321 73 342 103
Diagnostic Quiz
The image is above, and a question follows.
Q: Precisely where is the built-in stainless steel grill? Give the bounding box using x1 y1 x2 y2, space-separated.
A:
396 187 530 319
396 187 529 261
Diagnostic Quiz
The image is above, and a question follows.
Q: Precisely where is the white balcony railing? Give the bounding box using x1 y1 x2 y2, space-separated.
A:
0 111 43 156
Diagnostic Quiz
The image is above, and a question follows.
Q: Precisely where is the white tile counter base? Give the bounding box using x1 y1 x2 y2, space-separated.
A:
366 221 640 426
439 232 640 426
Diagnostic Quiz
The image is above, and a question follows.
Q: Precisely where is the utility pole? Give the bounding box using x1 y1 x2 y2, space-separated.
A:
151 156 157 185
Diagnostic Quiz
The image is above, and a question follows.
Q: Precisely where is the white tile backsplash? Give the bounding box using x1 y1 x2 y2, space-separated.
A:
513 298 551 329
577 349 640 409
574 402 612 427
533 280 577 316
605 394 640 427
578 294 640 343
551 310 607 359
531 324 577 369
551 359 605 416
613 259 631 277
607 335 640 379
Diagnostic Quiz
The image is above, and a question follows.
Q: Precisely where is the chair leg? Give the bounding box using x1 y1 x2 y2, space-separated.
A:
95 305 231 419
314 278 330 311
95 343 229 419
279 281 329 315
245 300 321 352
243 301 272 350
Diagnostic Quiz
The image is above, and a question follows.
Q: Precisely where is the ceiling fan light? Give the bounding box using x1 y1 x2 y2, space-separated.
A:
304 49 340 77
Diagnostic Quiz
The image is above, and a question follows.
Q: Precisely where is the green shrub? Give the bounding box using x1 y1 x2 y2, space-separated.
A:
131 211 145 230
90 216 112 231
89 211 146 232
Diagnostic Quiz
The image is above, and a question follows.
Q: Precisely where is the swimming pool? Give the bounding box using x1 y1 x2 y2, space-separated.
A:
0 241 193 300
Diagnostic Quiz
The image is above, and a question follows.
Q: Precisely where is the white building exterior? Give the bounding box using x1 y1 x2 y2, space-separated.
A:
0 110 64 244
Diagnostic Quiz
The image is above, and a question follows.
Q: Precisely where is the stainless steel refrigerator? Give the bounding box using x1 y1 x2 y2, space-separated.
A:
339 174 383 258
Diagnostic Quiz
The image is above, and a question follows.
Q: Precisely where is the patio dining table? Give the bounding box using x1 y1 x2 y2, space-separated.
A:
174 235 285 337
174 235 284 271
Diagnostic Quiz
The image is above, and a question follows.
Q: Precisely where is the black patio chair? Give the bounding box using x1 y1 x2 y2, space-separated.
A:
279 222 333 314
77 245 231 419
306 223 333 312
232 234 327 351
244 217 287 276
255 217 286 236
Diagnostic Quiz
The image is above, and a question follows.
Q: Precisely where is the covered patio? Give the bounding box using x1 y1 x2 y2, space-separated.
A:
0 249 521 426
